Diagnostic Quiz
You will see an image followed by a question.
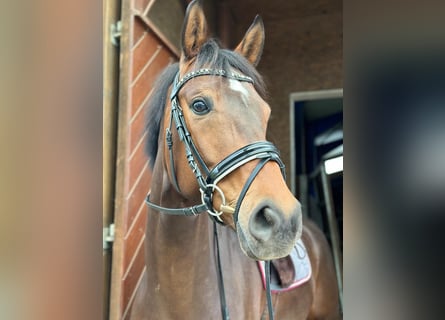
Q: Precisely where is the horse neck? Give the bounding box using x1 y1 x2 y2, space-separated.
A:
142 156 265 319
143 157 225 318
145 151 216 279
147 148 211 247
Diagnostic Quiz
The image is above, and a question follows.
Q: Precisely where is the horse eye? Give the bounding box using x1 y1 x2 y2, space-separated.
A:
190 99 210 115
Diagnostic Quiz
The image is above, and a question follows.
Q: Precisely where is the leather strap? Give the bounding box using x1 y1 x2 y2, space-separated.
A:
207 141 284 185
265 261 274 320
145 194 207 216
233 158 272 224
165 109 182 194
170 68 254 100
214 221 230 320
171 97 208 190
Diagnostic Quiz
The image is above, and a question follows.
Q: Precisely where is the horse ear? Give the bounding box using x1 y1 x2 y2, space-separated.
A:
234 15 265 66
181 0 208 60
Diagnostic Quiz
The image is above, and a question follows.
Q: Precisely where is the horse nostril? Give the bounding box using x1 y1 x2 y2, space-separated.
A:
248 206 281 242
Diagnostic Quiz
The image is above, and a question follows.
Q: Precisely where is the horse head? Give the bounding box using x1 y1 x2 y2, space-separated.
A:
151 0 302 260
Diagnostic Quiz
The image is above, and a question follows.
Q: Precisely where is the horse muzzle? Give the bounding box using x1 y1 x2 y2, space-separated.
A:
236 200 302 260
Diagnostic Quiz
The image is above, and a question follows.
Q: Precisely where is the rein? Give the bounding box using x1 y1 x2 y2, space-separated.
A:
145 68 284 320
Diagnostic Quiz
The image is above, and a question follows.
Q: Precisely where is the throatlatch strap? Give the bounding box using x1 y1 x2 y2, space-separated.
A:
145 194 207 216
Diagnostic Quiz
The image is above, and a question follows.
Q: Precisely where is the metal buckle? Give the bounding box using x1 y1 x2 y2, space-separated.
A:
200 184 226 220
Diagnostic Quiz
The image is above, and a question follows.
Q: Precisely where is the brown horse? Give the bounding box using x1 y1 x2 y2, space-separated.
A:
129 1 340 319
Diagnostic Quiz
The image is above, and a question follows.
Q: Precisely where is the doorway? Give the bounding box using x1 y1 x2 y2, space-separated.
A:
289 89 343 307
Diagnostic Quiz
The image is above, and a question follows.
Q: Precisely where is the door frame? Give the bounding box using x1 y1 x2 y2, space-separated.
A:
289 89 343 196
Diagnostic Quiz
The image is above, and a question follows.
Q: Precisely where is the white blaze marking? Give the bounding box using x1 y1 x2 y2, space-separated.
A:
229 79 250 107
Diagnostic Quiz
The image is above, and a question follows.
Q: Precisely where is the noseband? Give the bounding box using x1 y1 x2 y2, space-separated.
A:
145 68 285 225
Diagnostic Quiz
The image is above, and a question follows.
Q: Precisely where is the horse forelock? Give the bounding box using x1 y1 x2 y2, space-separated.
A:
145 39 268 168
194 39 267 99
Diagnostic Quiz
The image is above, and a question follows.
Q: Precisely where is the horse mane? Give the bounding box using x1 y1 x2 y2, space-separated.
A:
145 39 267 168
145 63 179 169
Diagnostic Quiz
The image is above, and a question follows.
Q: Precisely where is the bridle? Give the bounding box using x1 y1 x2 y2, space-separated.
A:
145 68 284 320
146 68 286 223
